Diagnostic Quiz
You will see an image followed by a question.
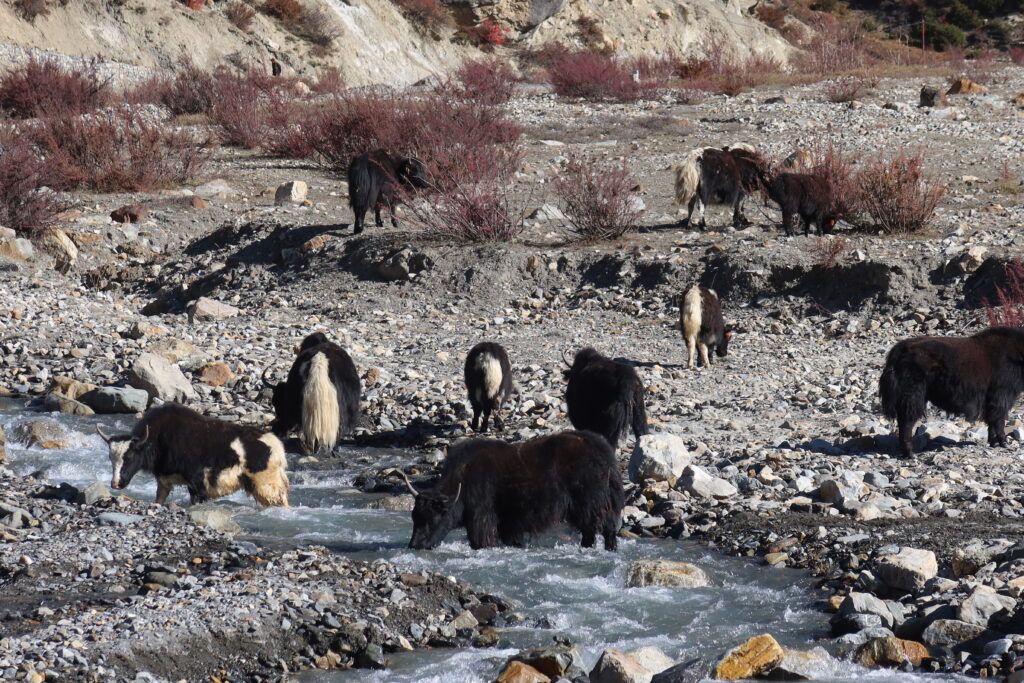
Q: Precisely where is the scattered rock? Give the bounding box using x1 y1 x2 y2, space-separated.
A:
189 506 241 534
875 547 937 593
197 361 235 387
275 180 309 206
628 433 691 485
855 636 929 668
958 589 1015 627
188 297 240 322
713 634 784 680
40 228 79 273
10 420 68 449
589 647 673 683
42 392 95 416
625 560 709 588
81 386 150 414
676 464 737 500
497 661 551 683
126 352 196 403
110 204 148 223
0 236 34 261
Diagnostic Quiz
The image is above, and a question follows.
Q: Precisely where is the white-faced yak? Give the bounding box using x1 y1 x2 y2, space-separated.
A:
464 342 513 432
563 347 648 449
404 430 624 550
265 332 361 454
97 403 289 507
681 285 733 370
880 327 1024 457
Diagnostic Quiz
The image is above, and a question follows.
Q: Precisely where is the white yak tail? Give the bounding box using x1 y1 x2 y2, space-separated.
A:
301 352 339 454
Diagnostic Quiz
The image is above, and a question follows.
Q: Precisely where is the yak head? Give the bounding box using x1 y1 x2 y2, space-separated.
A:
97 425 152 490
262 367 296 436
396 158 429 190
297 332 330 354
402 472 463 550
718 329 735 358
561 346 604 381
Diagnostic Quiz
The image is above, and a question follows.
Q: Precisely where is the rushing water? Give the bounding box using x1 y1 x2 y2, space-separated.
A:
0 401 966 682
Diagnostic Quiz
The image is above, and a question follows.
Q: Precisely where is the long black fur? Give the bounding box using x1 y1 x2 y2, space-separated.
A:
764 172 839 236
696 287 731 357
112 403 274 503
408 430 624 550
347 149 428 234
693 147 768 230
464 342 513 432
880 327 1024 457
270 333 362 440
564 347 648 449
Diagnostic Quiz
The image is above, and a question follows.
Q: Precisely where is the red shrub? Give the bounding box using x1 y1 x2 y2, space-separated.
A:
225 1 256 30
30 108 210 192
183 0 206 9
403 175 525 242
261 98 320 159
855 149 945 234
452 58 516 105
755 3 787 30
1011 47 1024 66
311 67 345 95
464 18 508 48
0 57 109 119
291 4 339 46
805 144 861 221
550 51 655 102
128 58 218 116
809 235 848 268
674 43 781 96
0 131 66 236
263 0 302 21
394 0 447 32
209 69 287 147
554 154 642 242
984 259 1024 328
823 76 878 103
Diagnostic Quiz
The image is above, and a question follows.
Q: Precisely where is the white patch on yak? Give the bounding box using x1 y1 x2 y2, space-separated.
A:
250 433 290 508
107 439 131 489
302 352 340 454
682 285 704 371
205 438 246 499
474 353 503 402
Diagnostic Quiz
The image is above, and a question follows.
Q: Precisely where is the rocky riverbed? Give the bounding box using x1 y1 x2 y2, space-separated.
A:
3 64 1024 681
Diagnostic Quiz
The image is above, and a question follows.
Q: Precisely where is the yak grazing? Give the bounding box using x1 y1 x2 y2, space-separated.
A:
265 332 361 454
673 143 757 228
97 403 289 507
563 347 648 448
681 285 733 370
404 430 624 550
880 327 1024 457
764 172 839 237
347 149 428 234
464 342 513 432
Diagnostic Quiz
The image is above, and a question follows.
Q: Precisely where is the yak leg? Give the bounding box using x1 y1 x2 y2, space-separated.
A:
735 194 750 226
697 184 711 230
602 513 619 551
470 406 481 432
480 408 490 433
188 488 210 505
465 508 498 549
699 343 711 368
580 528 597 548
684 194 699 227
374 205 384 227
987 414 1008 447
353 205 367 234
897 415 917 459
155 478 174 505
730 191 744 228
492 405 504 431
388 199 399 228
686 335 697 370
782 208 795 236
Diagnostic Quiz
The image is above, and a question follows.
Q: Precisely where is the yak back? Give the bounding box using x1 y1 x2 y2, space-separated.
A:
287 341 361 429
135 403 274 476
698 287 725 346
347 149 399 211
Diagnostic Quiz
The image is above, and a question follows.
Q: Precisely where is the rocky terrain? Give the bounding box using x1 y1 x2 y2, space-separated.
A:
2 51 1024 681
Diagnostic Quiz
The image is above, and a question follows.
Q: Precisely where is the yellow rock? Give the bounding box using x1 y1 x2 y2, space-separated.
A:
49 376 98 401
855 636 929 668
714 634 784 680
496 660 551 683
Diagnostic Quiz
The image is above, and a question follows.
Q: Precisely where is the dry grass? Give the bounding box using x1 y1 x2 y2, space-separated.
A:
225 1 257 30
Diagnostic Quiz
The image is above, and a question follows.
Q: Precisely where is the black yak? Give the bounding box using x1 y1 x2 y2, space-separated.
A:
97 403 289 507
464 342 513 432
690 146 768 230
347 149 428 234
673 143 755 227
404 430 624 550
764 172 839 236
563 347 648 448
681 285 733 370
880 327 1024 457
264 332 361 454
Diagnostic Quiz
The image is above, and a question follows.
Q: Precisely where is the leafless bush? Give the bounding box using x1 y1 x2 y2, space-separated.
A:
984 259 1024 328
809 235 848 268
804 144 861 222
0 131 66 236
452 58 516 106
128 58 218 116
225 1 257 30
554 154 642 242
824 76 878 103
393 0 448 33
0 57 109 119
855 149 945 234
404 174 526 242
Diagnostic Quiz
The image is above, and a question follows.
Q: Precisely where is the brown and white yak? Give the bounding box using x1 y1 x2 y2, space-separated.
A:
681 285 733 370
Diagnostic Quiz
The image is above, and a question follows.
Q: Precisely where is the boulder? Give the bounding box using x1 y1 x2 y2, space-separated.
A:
713 634 784 680
450 610 479 630
81 386 150 414
497 661 551 683
127 352 195 403
589 647 672 683
49 376 98 401
148 338 199 364
197 361 235 387
921 619 992 652
367 494 415 512
274 180 308 206
625 560 709 589
509 643 585 679
0 502 34 529
126 321 168 340
953 539 1014 578
0 237 34 261
958 590 1015 627
79 482 111 505
650 659 710 683
40 228 78 273
676 465 737 499
42 393 94 416
833 592 896 633
110 204 148 223
188 297 239 322
947 77 987 95
876 547 937 593
628 433 690 485
194 179 238 199
855 636 929 668
768 647 834 679
10 420 68 449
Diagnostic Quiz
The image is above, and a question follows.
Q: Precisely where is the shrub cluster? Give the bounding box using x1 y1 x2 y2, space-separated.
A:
225 1 257 30
0 58 109 119
393 0 448 33
452 59 516 106
263 0 339 46
554 154 642 242
0 132 66 236
855 149 945 234
985 260 1024 328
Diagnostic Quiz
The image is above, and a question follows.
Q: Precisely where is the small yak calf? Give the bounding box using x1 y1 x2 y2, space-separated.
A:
97 403 289 506
404 430 624 550
564 347 648 449
880 327 1024 457
681 285 733 370
347 149 428 234
464 342 513 432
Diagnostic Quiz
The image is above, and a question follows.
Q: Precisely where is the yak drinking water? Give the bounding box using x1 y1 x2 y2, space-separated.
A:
97 403 289 507
880 327 1024 457
404 430 624 550
464 342 513 432
347 150 428 234
563 347 648 448
264 332 361 454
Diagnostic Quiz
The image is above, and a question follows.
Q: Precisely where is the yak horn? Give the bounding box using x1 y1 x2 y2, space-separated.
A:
399 470 419 497
562 349 573 368
135 425 150 446
261 366 275 389
450 483 462 504
96 425 112 444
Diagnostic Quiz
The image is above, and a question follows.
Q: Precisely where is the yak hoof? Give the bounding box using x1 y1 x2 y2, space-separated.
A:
353 225 364 235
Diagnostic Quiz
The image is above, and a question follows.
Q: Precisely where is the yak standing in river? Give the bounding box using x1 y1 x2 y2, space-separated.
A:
264 332 361 454
880 327 1024 457
404 430 624 550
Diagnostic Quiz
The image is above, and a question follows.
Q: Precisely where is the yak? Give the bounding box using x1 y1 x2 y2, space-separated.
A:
97 403 289 507
464 342 513 432
563 347 648 449
764 172 839 237
673 142 755 228
347 149 429 234
880 327 1024 458
404 430 624 550
688 146 768 230
681 285 733 370
264 332 361 454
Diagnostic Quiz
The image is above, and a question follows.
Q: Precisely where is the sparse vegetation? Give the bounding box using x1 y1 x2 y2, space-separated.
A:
452 59 516 106
405 175 526 242
549 51 654 102
985 260 1024 328
129 58 218 116
225 1 257 30
393 0 448 33
0 132 66 236
824 76 878 103
855 149 945 234
555 154 643 242
809 235 849 268
463 18 509 48
15 0 50 21
0 58 109 119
